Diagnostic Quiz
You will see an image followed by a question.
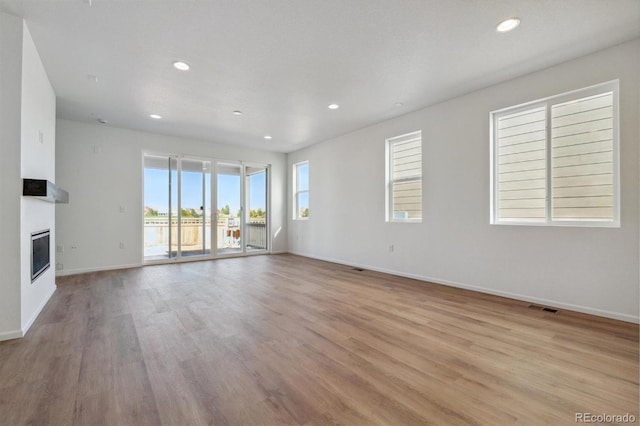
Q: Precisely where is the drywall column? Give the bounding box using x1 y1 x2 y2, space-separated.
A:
0 12 24 340
0 15 57 340
19 23 57 332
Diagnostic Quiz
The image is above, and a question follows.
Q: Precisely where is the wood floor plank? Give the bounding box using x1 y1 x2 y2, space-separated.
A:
0 254 637 425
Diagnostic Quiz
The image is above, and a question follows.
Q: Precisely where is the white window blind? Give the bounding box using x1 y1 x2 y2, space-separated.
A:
387 131 422 222
491 81 618 226
551 92 614 220
496 106 547 221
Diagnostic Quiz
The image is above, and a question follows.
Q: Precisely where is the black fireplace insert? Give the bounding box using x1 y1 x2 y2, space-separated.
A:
31 229 50 282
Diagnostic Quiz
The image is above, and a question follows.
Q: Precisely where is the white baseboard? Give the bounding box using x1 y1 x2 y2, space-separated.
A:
57 253 291 276
287 251 639 324
0 329 23 342
55 263 142 277
21 284 57 336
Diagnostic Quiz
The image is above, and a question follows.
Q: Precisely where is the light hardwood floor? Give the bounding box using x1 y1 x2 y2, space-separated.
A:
0 254 637 425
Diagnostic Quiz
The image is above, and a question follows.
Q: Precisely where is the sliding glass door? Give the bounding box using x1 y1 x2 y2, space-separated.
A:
143 155 177 261
180 159 212 257
216 163 243 255
245 165 268 252
144 155 210 261
144 153 269 263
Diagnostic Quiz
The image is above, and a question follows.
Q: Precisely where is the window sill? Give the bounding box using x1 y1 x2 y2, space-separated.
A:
491 220 620 228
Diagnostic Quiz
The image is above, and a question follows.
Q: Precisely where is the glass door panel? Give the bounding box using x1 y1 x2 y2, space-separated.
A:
143 155 172 261
216 163 242 255
204 164 212 255
180 159 211 258
169 158 178 258
245 166 268 252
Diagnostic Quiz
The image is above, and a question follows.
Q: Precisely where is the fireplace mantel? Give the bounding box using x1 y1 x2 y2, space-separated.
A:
22 179 69 203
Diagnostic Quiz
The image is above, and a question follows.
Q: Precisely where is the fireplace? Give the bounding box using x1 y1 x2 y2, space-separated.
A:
31 230 50 282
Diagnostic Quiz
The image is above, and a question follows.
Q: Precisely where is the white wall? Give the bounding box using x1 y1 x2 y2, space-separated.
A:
0 15 57 340
20 23 57 332
0 12 24 340
288 39 640 323
55 120 288 275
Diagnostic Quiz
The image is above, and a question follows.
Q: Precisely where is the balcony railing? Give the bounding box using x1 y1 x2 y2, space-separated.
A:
246 222 267 249
143 216 266 254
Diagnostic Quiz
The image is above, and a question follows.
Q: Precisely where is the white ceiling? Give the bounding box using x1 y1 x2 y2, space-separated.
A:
2 0 639 153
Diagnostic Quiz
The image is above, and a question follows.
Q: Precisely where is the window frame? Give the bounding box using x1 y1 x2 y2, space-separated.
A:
490 80 620 227
293 160 309 220
385 130 423 223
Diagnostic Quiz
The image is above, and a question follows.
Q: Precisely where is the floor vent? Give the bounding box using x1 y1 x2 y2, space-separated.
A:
352 267 365 272
528 304 558 314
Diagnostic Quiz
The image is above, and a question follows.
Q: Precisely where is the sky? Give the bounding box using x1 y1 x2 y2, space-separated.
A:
144 168 266 216
297 162 309 190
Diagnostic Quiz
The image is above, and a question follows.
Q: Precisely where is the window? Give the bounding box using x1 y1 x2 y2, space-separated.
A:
491 80 619 226
293 161 309 219
386 131 422 222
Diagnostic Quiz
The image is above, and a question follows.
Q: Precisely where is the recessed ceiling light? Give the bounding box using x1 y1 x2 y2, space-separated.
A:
394 102 404 107
497 17 520 33
149 114 162 119
328 104 340 110
233 110 243 116
264 135 272 140
97 118 108 124
173 61 190 71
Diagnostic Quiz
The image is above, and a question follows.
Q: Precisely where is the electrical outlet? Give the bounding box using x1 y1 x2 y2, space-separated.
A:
71 244 77 250
38 130 44 144
119 242 125 249
119 205 125 213
56 244 64 253
389 244 394 252
56 263 63 271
